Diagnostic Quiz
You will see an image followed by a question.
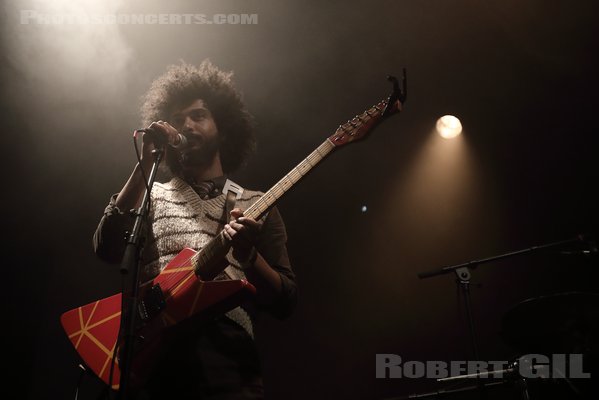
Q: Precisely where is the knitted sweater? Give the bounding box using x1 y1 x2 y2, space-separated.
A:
140 177 264 338
94 177 297 336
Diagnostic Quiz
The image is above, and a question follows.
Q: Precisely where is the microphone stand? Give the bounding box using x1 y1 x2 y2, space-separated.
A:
416 236 584 400
117 148 164 400
382 381 509 399
436 358 531 400
417 236 583 280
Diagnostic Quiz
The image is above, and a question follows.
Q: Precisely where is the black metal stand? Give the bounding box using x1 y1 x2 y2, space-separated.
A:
116 148 164 400
416 236 584 400
454 267 480 363
454 266 485 398
382 380 510 399
435 357 531 400
417 237 583 280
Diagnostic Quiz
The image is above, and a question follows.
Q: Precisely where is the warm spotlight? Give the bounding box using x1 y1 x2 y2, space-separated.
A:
436 115 462 139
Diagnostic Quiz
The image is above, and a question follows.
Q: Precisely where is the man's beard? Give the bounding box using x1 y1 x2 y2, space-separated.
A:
166 134 220 176
179 137 219 169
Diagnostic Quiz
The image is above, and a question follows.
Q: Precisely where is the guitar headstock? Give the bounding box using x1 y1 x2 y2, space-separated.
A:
329 69 407 147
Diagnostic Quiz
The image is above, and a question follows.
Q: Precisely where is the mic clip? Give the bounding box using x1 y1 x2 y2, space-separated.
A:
134 128 187 149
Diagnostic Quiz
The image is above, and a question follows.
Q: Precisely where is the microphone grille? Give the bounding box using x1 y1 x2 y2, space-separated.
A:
172 134 188 149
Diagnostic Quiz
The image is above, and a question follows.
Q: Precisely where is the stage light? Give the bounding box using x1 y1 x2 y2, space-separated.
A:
436 115 462 139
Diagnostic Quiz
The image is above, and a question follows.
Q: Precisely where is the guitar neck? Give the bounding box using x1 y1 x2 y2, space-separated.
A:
191 139 336 279
245 97 392 219
245 139 336 220
193 91 402 280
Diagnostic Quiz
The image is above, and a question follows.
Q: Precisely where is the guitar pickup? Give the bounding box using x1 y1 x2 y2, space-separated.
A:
137 284 166 322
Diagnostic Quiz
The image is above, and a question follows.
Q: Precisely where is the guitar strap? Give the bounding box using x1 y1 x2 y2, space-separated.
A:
221 178 244 224
218 180 254 336
220 179 244 281
222 191 237 224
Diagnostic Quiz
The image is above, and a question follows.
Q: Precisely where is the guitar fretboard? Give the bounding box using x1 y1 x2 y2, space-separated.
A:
189 140 336 272
191 97 395 278
244 99 390 220
245 139 336 220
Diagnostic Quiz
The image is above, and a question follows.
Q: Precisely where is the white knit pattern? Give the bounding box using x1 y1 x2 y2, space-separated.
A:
140 177 264 338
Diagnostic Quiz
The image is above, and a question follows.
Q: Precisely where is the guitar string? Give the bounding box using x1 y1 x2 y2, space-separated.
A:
151 143 335 298
78 98 395 386
113 101 391 376
153 139 336 293
150 102 386 295
146 101 386 301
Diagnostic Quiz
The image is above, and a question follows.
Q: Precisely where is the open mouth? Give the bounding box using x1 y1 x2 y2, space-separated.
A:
181 136 203 149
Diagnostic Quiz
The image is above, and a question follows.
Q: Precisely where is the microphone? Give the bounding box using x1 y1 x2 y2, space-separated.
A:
137 128 188 149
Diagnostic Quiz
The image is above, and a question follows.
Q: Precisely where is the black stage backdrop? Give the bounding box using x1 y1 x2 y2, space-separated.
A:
2 1 598 399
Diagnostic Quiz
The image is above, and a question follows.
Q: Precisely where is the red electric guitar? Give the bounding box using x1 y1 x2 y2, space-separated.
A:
61 72 407 390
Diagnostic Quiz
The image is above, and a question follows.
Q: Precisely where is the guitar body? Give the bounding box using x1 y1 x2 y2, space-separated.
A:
60 248 256 390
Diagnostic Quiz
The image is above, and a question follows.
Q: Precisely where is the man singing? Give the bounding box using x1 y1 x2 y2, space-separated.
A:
93 60 297 399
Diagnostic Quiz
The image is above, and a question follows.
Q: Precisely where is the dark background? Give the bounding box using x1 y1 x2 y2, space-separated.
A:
2 0 598 399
